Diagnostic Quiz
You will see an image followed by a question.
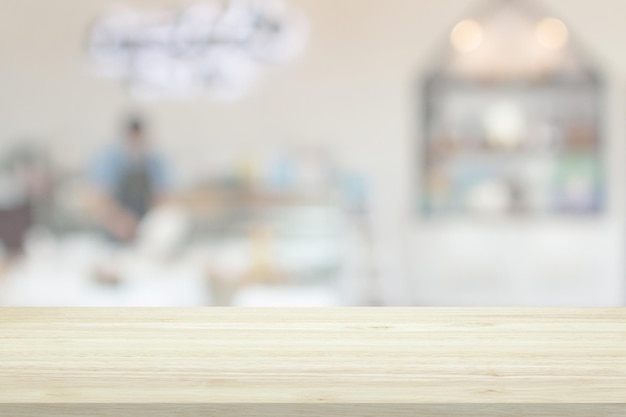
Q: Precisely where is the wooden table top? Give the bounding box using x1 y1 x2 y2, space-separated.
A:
1 308 625 407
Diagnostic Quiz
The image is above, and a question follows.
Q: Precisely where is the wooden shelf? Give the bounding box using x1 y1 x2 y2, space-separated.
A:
1 309 625 416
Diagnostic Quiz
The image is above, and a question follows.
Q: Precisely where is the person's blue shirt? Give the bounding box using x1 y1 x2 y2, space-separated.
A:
90 145 170 195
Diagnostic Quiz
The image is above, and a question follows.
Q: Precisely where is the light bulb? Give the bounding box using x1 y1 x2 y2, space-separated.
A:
451 19 483 53
537 18 569 50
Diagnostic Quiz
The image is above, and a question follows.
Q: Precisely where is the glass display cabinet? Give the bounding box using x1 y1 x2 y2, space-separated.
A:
421 0 604 217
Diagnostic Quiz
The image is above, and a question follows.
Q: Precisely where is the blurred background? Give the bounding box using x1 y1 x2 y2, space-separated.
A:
0 0 623 307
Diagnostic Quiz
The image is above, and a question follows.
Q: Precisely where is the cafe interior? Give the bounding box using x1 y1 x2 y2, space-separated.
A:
0 0 624 307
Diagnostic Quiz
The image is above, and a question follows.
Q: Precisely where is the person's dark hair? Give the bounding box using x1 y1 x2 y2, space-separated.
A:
126 115 144 135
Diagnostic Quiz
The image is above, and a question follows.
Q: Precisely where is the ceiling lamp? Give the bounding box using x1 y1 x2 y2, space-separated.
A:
88 0 308 100
536 18 569 50
450 19 484 53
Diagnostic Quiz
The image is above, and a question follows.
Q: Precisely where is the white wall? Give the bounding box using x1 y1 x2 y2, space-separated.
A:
0 0 624 305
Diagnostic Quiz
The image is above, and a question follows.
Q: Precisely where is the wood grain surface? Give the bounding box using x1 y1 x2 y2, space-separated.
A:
1 308 625 410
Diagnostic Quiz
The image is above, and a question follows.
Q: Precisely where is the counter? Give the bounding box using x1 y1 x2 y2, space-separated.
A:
1 308 625 416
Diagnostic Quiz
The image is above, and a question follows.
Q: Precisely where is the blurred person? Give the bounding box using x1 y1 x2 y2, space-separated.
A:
88 115 171 243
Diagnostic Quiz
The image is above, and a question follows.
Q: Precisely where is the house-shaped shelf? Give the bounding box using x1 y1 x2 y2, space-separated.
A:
421 0 604 218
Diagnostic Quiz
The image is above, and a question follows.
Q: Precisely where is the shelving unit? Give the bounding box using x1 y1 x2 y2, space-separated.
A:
420 0 604 218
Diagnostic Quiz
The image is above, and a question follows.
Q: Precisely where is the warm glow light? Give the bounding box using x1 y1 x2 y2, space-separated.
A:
451 19 483 53
536 18 569 50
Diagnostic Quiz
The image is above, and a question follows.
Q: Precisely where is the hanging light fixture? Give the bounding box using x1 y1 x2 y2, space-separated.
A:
450 19 484 53
88 0 309 100
536 18 569 50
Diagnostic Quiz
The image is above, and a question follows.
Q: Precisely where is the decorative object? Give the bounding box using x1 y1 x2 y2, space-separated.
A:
88 0 308 100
